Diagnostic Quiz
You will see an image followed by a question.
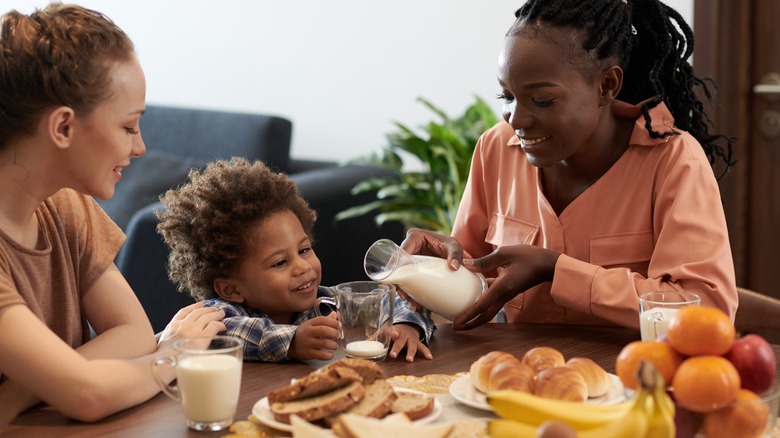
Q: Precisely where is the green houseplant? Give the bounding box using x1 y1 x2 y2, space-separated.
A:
336 96 499 235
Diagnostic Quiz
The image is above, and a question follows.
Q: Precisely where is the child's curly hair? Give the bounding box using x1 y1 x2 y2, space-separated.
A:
156 157 316 300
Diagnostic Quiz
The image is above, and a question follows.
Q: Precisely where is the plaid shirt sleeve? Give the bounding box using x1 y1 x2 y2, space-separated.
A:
202 288 335 363
203 299 297 362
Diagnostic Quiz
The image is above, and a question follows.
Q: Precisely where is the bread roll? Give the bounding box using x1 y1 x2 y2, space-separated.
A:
533 367 588 402
565 357 612 398
522 346 565 374
469 351 517 393
488 358 535 393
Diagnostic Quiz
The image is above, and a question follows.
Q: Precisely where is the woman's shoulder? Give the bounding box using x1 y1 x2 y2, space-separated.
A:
45 189 102 219
479 121 515 144
48 188 91 206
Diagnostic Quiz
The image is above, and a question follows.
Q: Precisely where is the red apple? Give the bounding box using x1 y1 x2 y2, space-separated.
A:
673 403 703 438
724 334 777 393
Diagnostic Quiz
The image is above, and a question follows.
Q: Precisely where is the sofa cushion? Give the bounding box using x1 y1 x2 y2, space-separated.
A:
96 150 209 230
139 105 292 172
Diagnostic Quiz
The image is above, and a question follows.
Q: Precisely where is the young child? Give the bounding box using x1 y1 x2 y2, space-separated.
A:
402 0 738 330
157 158 435 363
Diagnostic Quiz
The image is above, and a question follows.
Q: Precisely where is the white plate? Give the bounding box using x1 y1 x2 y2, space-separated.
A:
252 387 442 432
448 373 625 411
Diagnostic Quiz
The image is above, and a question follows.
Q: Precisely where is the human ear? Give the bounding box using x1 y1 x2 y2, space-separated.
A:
598 65 624 105
48 106 76 149
213 278 245 304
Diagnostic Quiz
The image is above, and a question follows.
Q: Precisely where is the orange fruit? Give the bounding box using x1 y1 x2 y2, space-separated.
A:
702 389 770 438
672 355 741 413
615 340 683 390
667 306 735 356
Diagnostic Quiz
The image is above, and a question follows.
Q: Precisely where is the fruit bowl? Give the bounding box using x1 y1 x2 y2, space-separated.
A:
674 380 780 438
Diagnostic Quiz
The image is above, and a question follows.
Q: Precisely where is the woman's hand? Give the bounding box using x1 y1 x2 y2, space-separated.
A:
157 302 226 347
453 245 560 330
287 315 341 361
388 324 432 362
400 228 465 270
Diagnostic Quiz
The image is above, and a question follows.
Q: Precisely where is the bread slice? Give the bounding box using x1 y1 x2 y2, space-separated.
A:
389 390 435 421
267 358 385 404
325 379 397 425
335 413 453 438
267 365 361 404
289 415 332 438
270 380 365 424
321 358 386 384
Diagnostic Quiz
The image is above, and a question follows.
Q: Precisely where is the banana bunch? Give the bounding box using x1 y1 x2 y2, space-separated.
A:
487 361 674 438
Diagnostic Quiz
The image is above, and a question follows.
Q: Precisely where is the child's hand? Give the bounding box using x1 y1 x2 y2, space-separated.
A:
157 302 226 348
288 316 341 361
388 324 432 362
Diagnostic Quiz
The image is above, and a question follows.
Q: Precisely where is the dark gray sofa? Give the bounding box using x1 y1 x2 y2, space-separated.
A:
99 105 404 332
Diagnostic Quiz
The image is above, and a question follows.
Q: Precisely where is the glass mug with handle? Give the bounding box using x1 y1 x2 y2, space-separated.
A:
315 281 395 362
364 239 487 321
638 290 701 341
152 335 243 431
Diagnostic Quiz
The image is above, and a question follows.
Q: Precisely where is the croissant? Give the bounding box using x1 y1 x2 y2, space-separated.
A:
522 346 565 374
565 357 612 398
533 366 588 402
488 358 535 393
469 351 517 393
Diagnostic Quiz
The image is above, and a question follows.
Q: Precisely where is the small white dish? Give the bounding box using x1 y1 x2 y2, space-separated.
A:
448 372 625 411
252 387 442 432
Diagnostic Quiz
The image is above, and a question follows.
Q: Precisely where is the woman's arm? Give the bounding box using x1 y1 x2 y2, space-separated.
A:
551 144 738 328
0 302 225 423
1 264 157 425
0 379 41 429
79 263 156 358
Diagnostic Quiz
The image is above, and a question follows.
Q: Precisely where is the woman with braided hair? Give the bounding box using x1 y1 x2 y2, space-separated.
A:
401 0 738 331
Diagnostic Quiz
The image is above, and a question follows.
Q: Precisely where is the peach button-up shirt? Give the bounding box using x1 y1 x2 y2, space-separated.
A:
452 100 737 329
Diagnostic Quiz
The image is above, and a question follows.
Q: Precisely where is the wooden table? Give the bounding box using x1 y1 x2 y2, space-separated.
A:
4 323 777 437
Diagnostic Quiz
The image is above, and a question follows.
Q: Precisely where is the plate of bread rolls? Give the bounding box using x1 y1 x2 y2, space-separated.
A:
449 347 625 411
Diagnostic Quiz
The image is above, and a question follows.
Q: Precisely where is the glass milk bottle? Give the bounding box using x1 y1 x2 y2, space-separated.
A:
364 239 486 321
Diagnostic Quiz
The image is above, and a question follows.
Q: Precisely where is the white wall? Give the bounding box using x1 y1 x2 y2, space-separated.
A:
6 0 693 162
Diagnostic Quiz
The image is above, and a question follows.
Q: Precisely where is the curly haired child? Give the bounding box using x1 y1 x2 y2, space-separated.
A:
157 158 435 362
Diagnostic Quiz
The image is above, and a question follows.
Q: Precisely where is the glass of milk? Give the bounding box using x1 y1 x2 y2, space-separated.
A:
315 281 395 362
639 291 701 341
152 336 243 431
364 239 487 321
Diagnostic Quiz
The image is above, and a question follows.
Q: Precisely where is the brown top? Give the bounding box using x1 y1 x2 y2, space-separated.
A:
0 189 124 348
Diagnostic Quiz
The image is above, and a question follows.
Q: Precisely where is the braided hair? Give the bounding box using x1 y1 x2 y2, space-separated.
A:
512 0 735 177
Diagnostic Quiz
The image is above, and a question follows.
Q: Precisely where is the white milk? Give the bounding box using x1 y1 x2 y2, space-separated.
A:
177 355 242 423
639 307 679 341
382 255 483 320
344 340 389 358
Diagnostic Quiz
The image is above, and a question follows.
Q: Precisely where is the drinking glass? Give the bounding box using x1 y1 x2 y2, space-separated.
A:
152 335 243 431
639 291 701 341
315 281 395 362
